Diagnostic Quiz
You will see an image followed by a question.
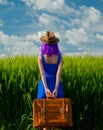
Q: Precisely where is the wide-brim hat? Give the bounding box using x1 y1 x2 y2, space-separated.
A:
40 31 60 44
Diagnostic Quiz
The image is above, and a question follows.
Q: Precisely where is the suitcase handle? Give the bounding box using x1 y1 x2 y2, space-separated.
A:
46 97 55 99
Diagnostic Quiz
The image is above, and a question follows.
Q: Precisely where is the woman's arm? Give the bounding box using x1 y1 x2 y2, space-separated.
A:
52 56 63 97
38 55 52 97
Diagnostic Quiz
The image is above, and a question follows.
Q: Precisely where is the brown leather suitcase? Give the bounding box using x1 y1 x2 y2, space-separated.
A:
33 98 73 128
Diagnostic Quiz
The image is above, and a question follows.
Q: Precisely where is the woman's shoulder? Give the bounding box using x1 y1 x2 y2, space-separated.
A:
38 54 45 63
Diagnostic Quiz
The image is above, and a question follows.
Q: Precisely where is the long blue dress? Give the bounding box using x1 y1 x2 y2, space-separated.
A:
37 54 64 99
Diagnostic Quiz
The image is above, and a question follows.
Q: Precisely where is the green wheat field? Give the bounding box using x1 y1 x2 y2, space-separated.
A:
0 55 103 130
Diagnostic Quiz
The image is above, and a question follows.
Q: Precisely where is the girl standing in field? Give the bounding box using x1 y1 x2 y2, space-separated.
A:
37 31 64 130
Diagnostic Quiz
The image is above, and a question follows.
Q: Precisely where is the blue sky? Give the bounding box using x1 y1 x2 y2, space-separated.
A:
0 0 103 56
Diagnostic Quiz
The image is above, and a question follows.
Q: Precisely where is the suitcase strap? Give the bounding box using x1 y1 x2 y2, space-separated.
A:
40 99 46 126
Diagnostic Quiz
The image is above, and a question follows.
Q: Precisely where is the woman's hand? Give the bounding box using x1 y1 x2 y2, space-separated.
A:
52 88 58 97
45 88 52 98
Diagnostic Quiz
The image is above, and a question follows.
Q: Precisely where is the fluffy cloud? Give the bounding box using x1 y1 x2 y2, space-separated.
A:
35 0 76 15
63 6 103 46
96 34 103 41
0 0 8 5
81 7 102 33
70 6 102 32
39 13 61 28
0 31 41 56
21 0 76 15
0 0 14 5
65 28 89 45
80 6 101 23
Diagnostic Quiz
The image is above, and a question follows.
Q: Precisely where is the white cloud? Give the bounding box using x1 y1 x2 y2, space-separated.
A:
39 13 51 26
65 28 89 45
35 0 75 15
36 0 64 10
0 31 41 56
93 23 103 33
20 0 34 7
0 0 14 5
70 6 102 32
39 13 60 27
38 13 72 31
0 31 21 46
81 7 101 32
96 34 103 41
80 6 101 23
0 0 8 5
24 33 38 41
21 0 76 16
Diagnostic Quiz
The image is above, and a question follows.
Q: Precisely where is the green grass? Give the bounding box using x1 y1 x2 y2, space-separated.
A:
0 55 103 130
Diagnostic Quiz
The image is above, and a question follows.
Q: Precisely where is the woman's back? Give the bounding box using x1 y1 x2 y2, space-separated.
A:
43 54 58 64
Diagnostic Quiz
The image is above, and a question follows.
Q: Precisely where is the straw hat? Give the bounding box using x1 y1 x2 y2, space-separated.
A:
40 31 60 44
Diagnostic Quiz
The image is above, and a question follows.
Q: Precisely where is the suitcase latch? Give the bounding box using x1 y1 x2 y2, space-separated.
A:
41 108 46 113
60 108 65 114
